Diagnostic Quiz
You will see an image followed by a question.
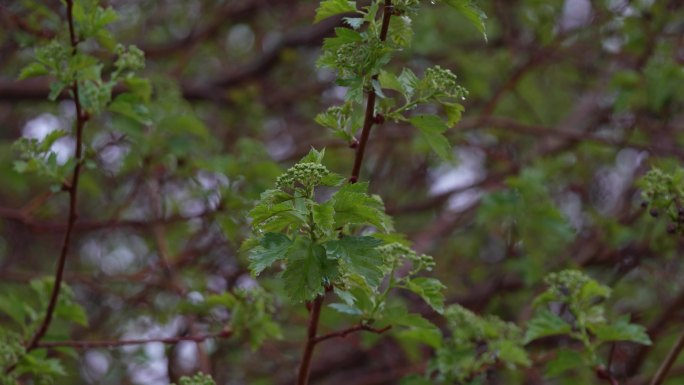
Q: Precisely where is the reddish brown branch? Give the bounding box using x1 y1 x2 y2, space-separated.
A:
36 330 232 350
314 324 391 345
349 0 393 183
24 0 86 354
296 3 394 384
649 329 684 385
297 295 325 385
0 206 218 233
596 365 620 385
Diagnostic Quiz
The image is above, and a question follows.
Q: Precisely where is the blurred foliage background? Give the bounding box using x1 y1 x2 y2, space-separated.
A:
1 0 684 384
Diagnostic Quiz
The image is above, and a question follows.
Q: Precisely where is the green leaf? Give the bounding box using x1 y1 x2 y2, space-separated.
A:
249 200 306 233
400 375 433 385
48 81 66 101
319 172 346 187
579 279 612 302
389 15 414 47
409 114 452 160
18 62 49 80
300 147 326 164
491 339 531 367
343 17 364 30
322 28 363 51
324 236 384 288
334 287 356 305
249 233 293 275
524 309 572 344
313 202 335 237
16 349 66 377
406 277 446 314
108 93 152 125
371 79 386 98
443 102 465 126
331 183 393 232
282 238 338 302
0 295 28 326
593 316 652 345
13 160 28 174
329 303 363 315
398 68 419 98
55 302 88 326
315 0 357 23
385 306 443 348
443 0 488 41
123 76 153 102
378 70 404 94
545 348 585 377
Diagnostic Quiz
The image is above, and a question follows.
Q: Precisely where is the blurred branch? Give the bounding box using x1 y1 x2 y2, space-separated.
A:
650 329 684 385
142 0 297 58
0 205 219 232
36 330 232 349
0 16 340 103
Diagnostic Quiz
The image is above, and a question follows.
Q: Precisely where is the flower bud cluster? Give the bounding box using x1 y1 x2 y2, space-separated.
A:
334 42 370 76
174 373 216 385
80 80 113 114
424 65 468 99
378 242 435 271
276 162 330 190
393 0 420 14
544 270 600 299
641 168 675 202
115 44 145 73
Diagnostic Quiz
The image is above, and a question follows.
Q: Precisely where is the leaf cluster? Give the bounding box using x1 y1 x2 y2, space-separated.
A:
313 0 483 160
525 270 651 376
0 278 87 384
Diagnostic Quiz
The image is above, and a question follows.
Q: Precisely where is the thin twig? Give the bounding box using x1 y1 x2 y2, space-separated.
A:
650 329 684 385
314 324 391 344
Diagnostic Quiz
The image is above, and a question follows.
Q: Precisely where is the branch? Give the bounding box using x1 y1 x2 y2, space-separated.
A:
36 330 232 349
349 0 393 183
24 0 86 354
297 3 393 385
0 206 219 232
297 295 325 385
314 324 391 345
649 329 684 385
626 286 684 376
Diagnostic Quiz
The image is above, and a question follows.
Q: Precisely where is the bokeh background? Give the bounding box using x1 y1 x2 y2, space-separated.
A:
1 0 684 384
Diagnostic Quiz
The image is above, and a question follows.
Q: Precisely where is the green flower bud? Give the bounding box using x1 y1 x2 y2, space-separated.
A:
276 162 330 190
